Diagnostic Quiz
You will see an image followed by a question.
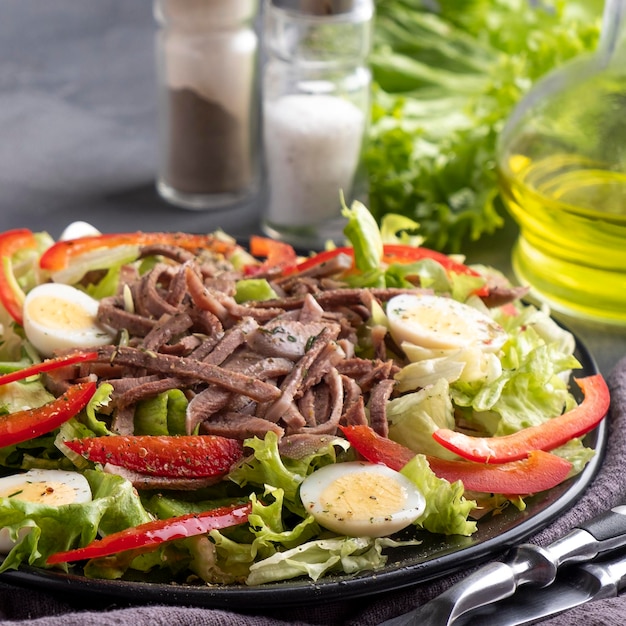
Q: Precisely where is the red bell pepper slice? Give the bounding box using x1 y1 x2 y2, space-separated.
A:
46 502 252 565
0 228 38 325
0 381 97 448
339 425 573 495
292 244 489 296
0 351 98 386
432 374 610 463
64 434 245 478
245 235 298 276
39 232 238 273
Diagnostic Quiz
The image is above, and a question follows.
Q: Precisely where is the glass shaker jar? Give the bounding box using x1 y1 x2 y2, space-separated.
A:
262 0 373 248
154 0 260 210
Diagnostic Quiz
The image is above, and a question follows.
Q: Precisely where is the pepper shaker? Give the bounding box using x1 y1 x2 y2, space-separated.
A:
154 0 260 210
261 0 373 248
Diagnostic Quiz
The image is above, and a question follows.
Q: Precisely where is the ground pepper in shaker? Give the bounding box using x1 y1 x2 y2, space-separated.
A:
261 0 373 248
154 0 260 210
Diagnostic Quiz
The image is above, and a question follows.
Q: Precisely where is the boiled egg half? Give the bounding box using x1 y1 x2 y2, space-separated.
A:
59 220 101 241
386 294 507 353
23 283 115 357
0 469 92 553
299 462 425 538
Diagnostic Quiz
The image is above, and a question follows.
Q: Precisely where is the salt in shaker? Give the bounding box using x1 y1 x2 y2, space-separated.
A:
262 0 373 247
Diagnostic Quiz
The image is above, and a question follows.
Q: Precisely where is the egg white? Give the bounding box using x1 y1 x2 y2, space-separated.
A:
299 462 425 538
23 283 115 357
386 294 507 353
59 221 101 241
0 469 92 553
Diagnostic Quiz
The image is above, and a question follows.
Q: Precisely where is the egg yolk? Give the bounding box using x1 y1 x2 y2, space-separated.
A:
0 480 78 506
26 295 96 331
318 472 406 524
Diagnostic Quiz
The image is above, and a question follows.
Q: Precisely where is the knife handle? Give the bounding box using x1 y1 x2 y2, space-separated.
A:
578 505 626 546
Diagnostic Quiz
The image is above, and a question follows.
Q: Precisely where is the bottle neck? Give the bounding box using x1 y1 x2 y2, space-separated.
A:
599 0 626 64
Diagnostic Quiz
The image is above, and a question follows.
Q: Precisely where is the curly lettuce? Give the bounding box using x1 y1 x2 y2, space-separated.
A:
366 0 602 251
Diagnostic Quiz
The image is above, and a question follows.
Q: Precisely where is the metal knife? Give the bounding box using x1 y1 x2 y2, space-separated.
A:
377 504 626 626
454 547 626 625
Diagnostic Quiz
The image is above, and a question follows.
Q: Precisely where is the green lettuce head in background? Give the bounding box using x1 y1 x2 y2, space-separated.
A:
366 0 602 252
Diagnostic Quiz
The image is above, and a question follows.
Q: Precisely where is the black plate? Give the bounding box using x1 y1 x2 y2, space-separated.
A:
0 330 607 609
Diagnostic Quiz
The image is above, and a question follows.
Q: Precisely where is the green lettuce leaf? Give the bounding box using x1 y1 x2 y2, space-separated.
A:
387 378 458 459
452 305 581 436
0 470 152 573
367 0 602 251
245 535 414 585
235 278 279 303
229 432 348 515
133 388 187 436
400 455 477 536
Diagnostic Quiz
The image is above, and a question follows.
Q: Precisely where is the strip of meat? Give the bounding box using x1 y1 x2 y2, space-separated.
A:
111 405 136 435
163 261 191 308
202 317 258 366
336 358 398 392
298 341 345 398
297 293 325 323
340 394 368 427
247 320 338 361
95 346 280 403
295 369 343 435
278 433 342 459
107 375 163 396
186 386 232 435
116 376 189 409
248 287 430 311
370 324 388 361
297 387 320 427
138 244 196 265
368 379 395 437
98 296 155 337
136 264 179 318
103 463 222 491
262 328 333 423
159 334 203 356
481 284 530 308
199 413 284 440
185 264 230 322
142 311 194 352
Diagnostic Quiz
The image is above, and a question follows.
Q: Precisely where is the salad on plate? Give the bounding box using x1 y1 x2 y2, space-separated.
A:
0 204 609 586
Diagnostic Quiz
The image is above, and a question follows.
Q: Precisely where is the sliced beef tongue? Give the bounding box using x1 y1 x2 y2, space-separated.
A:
134 263 179 318
98 295 156 337
261 327 336 424
103 463 222 491
94 345 281 403
85 251 415 460
201 317 258 365
199 413 285 440
184 353 292 435
278 433 343 459
293 368 343 436
141 311 194 352
368 378 395 437
247 319 339 361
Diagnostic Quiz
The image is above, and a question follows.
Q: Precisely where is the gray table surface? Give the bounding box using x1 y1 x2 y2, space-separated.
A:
0 1 623 365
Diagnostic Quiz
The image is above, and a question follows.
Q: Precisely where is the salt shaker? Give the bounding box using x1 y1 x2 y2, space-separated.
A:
154 0 260 210
262 0 373 247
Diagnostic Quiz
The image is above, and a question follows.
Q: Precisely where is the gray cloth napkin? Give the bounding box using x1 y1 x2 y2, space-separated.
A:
1 358 625 626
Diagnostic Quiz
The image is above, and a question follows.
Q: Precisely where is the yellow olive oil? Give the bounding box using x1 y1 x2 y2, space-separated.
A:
498 153 626 325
